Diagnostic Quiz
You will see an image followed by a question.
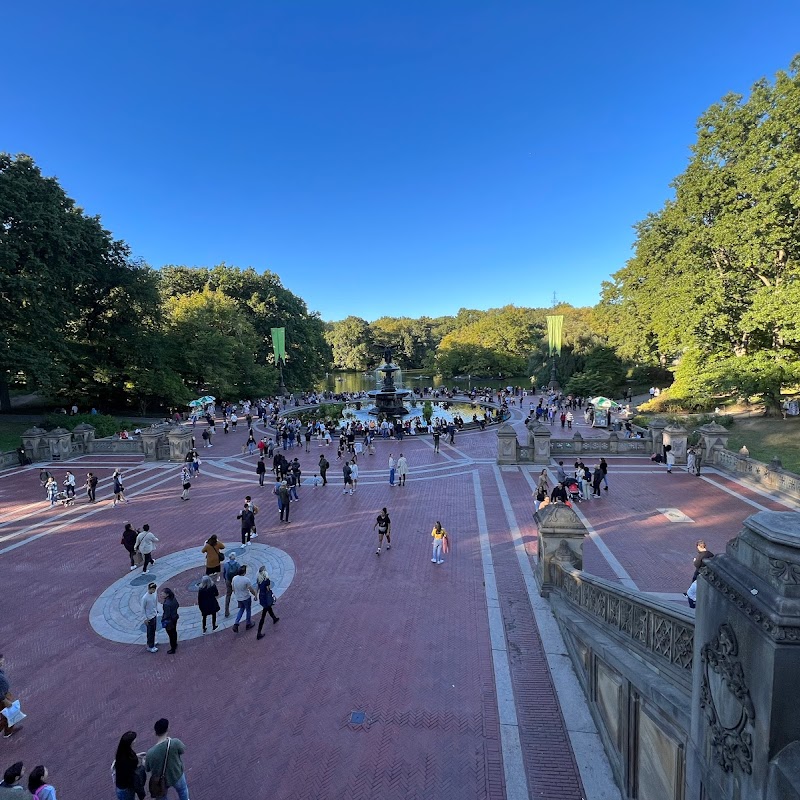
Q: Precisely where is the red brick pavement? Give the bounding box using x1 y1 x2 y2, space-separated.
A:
1 415 781 799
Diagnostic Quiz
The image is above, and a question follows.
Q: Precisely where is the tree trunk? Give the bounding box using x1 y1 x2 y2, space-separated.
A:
762 388 783 417
0 373 10 413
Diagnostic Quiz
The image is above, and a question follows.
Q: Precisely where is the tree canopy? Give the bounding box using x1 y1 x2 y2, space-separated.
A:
600 56 800 412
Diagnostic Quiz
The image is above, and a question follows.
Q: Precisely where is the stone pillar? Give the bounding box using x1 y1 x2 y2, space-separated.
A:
663 423 688 465
648 417 668 456
496 423 519 464
45 427 73 461
532 502 587 597
140 425 167 461
698 422 731 466
72 423 96 454
167 426 195 463
689 511 800 800
527 422 552 464
21 426 48 462
572 431 583 455
608 431 619 454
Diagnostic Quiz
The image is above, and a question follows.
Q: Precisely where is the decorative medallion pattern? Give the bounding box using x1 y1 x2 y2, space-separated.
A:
769 558 800 584
700 624 755 774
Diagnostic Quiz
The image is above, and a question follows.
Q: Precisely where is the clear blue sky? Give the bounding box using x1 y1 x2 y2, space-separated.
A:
4 1 799 321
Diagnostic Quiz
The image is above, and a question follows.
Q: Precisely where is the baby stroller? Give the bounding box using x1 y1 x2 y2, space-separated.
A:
565 479 582 503
55 490 75 507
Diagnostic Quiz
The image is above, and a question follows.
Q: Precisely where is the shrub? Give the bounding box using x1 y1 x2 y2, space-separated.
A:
41 413 134 439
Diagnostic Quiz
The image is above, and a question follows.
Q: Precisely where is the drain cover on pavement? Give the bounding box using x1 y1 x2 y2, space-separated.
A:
349 711 366 724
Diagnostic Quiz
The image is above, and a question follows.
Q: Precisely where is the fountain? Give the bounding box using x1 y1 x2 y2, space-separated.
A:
367 347 412 419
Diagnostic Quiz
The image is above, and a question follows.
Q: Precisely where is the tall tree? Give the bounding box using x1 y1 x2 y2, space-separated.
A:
325 316 374 370
600 56 800 413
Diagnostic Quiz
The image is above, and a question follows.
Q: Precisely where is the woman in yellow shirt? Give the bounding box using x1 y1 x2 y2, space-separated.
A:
431 521 448 564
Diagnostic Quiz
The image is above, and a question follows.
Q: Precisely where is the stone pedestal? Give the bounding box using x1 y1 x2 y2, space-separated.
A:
527 422 552 464
46 427 72 461
648 418 668 456
21 426 48 462
496 423 519 464
72 423 95 453
141 424 168 461
167 427 195 462
533 502 587 596
663 423 688 465
698 422 730 465
689 511 800 800
608 431 619 454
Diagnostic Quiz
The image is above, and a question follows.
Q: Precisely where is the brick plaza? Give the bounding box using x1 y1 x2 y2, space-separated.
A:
1 407 793 799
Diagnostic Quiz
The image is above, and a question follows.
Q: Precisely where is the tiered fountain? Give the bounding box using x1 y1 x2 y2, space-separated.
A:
367 347 411 419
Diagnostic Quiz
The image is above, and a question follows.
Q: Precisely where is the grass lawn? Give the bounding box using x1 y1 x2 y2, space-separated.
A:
726 416 800 474
0 417 36 453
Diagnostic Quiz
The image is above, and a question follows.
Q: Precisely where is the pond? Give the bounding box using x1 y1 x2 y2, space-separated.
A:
342 400 493 425
317 370 530 395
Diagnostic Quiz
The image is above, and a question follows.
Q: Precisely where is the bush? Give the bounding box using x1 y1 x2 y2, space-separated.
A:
41 413 135 439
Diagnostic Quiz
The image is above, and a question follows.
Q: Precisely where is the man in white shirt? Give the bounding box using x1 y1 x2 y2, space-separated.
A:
388 454 396 486
232 565 257 633
141 582 160 653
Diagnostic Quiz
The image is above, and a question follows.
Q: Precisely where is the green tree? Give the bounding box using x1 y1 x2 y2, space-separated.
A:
325 316 374 370
600 56 800 414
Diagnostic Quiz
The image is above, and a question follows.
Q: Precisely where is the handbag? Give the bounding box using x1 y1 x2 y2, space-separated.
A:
1 700 26 727
148 737 171 797
217 547 225 562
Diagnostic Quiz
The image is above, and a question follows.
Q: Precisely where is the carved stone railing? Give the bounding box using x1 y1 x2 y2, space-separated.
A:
0 451 18 469
711 447 800 502
553 565 695 689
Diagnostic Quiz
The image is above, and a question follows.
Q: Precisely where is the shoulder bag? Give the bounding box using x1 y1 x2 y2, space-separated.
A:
149 737 171 797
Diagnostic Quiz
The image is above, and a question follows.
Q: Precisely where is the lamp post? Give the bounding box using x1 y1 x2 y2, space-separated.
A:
278 357 288 397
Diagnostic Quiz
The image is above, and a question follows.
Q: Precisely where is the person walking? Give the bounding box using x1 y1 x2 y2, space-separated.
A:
566 410 574 429
180 466 191 502
686 447 696 476
304 427 312 453
161 588 180 655
63 471 75 499
141 582 159 654
246 431 256 456
232 565 257 633
256 566 279 639
278 482 291 523
256 458 267 486
599 457 609 492
112 470 128 506
342 461 353 495
112 731 145 800
145 719 189 800
319 454 329 485
694 448 703 477
26 767 56 800
121 523 138 571
201 535 225 581
45 476 58 507
134 525 158 573
431 521 448 564
0 655 21 740
349 461 359 493
396 454 408 486
374 507 391 555
432 429 440 453
388 454 396 486
287 471 299 503
85 472 98 503
197 576 220 634
222 552 241 618
665 446 675 474
237 503 255 545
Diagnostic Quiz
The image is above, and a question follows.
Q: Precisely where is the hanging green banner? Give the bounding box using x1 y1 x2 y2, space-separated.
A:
271 327 286 362
546 315 563 356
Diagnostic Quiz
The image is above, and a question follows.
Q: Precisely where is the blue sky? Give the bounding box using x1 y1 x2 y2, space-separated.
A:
4 1 799 321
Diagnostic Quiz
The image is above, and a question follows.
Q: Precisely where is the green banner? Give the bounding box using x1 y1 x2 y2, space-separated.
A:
271 327 286 362
546 315 563 356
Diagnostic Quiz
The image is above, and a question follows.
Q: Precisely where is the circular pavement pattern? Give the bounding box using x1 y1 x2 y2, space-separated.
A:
89 542 295 645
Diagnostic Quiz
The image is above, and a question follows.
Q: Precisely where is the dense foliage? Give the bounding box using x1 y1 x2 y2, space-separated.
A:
0 155 329 412
599 56 800 414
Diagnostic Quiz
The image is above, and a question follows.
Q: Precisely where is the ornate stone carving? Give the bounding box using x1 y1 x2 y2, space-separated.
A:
768 558 800 584
700 624 755 774
553 539 580 566
701 566 800 642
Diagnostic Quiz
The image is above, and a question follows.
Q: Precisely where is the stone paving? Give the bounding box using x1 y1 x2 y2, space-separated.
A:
0 405 791 799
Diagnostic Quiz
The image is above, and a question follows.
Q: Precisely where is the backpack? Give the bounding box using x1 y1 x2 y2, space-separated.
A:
224 560 239 581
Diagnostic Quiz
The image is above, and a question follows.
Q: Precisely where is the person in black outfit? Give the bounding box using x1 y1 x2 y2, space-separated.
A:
691 541 714 582
85 472 98 503
319 455 329 485
256 458 267 486
121 523 138 571
278 482 291 522
550 483 568 503
113 730 146 799
161 588 180 655
237 504 255 545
